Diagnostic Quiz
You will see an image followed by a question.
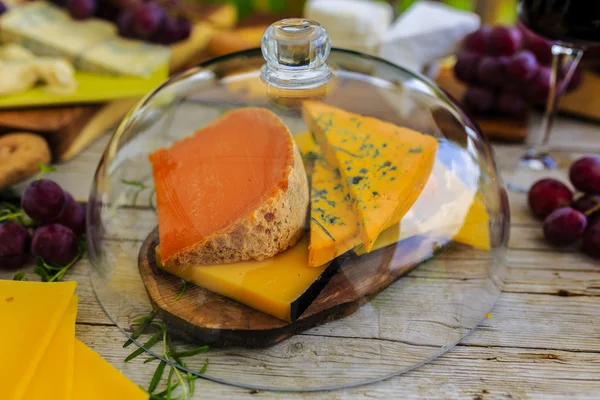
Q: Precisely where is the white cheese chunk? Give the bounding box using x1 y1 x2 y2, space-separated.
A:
380 1 480 73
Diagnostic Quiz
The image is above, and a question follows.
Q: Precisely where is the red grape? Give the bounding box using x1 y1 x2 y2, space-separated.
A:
489 26 523 56
527 66 551 103
0 1 7 16
95 0 119 21
495 90 527 116
112 0 141 10
56 193 86 236
454 51 480 84
524 32 553 65
117 9 136 38
476 55 508 87
464 26 491 54
464 86 495 113
528 178 573 219
176 16 191 42
66 0 97 20
32 224 78 266
543 207 587 246
153 15 180 44
572 194 600 221
569 156 600 194
582 218 600 258
22 179 66 223
507 50 539 83
0 222 31 270
133 3 165 38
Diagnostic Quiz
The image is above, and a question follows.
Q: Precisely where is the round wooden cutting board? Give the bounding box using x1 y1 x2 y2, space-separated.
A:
138 230 449 348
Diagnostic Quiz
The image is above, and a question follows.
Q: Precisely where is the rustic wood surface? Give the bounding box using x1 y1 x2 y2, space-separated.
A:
9 112 600 398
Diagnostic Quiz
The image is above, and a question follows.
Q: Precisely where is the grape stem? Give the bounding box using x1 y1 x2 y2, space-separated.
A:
584 203 600 217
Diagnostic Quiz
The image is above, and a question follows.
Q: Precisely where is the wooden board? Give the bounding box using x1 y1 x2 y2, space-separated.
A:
138 230 448 348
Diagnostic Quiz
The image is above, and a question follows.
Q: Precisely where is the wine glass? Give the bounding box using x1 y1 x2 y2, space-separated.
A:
510 0 599 190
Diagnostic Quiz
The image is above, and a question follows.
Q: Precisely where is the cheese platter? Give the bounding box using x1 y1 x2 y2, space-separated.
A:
87 20 507 390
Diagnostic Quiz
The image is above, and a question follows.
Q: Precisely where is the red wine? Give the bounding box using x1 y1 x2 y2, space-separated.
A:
519 0 600 45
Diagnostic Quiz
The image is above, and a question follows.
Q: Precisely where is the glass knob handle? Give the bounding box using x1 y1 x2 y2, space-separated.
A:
261 19 332 90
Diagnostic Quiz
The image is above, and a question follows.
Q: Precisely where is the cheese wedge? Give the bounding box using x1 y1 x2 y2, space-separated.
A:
23 295 78 400
294 131 322 177
150 108 309 268
73 339 149 400
0 280 76 400
309 159 361 267
302 101 438 252
159 236 333 322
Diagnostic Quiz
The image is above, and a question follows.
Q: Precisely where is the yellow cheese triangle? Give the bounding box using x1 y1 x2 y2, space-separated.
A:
0 280 76 400
302 101 438 252
23 295 78 400
73 339 148 400
309 159 362 267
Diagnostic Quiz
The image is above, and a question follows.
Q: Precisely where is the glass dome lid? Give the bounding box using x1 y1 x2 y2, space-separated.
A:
88 19 509 391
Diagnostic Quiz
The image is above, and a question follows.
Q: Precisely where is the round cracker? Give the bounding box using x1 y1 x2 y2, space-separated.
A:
0 132 51 190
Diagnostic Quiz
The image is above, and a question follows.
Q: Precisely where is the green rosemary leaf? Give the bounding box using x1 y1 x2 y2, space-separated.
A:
0 211 24 223
166 367 175 398
33 262 50 282
125 330 162 362
121 179 148 189
148 360 167 393
171 280 187 303
124 312 155 348
132 311 155 324
12 271 28 281
166 334 182 365
172 345 209 359
199 359 209 374
188 373 195 394
36 163 56 180
143 355 158 364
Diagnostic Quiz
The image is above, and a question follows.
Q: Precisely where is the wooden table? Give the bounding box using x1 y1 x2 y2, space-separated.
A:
11 113 600 399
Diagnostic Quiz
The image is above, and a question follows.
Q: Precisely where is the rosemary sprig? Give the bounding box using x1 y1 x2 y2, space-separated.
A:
12 271 28 281
171 280 187 302
123 311 210 399
121 179 152 207
124 312 156 348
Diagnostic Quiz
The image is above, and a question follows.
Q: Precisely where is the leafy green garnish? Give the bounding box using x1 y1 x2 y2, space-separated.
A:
123 311 210 399
171 280 187 303
12 271 28 281
124 311 156 348
35 163 57 180
0 202 24 223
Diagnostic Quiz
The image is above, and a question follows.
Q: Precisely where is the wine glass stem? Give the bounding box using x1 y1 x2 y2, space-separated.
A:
524 44 584 164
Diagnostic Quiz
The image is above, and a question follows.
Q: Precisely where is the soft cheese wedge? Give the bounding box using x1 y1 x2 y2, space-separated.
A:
0 280 76 400
23 295 78 400
158 236 334 322
302 101 438 252
150 108 309 269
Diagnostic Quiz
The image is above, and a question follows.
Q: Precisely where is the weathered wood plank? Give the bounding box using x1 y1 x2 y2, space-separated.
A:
76 323 600 399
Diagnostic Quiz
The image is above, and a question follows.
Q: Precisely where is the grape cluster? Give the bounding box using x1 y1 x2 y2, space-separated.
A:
455 25 582 116
528 156 600 258
50 0 191 45
0 179 86 270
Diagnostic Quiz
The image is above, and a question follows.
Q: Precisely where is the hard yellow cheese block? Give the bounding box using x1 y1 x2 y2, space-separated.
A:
0 280 76 400
159 236 331 321
302 101 438 252
23 295 78 400
73 339 149 400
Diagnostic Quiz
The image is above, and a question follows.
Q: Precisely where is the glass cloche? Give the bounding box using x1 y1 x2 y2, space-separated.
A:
88 19 509 391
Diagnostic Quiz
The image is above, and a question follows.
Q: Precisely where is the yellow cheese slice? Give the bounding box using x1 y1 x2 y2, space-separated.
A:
302 101 438 252
294 131 322 177
0 280 76 400
73 339 148 400
159 236 331 322
309 158 362 267
23 295 78 400
359 161 491 254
